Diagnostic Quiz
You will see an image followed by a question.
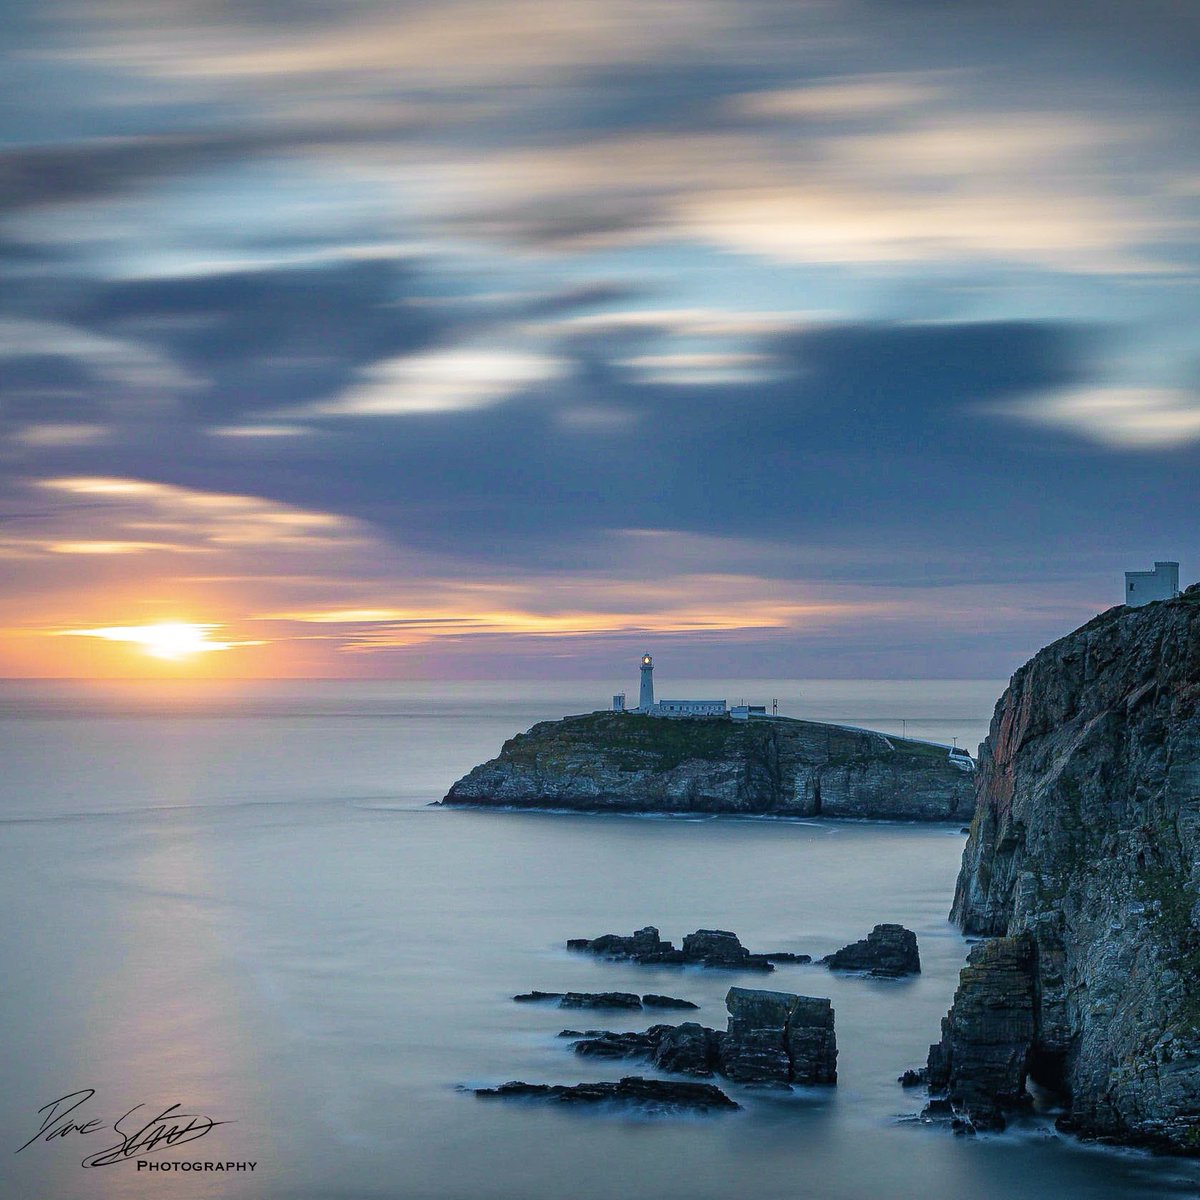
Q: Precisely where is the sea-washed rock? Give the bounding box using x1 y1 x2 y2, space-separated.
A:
472 1076 740 1111
721 988 838 1086
570 1028 667 1060
822 924 921 977
560 992 642 1010
680 929 775 970
566 987 836 1087
926 589 1200 1152
652 1022 721 1077
566 925 792 971
514 990 696 1010
923 934 1037 1131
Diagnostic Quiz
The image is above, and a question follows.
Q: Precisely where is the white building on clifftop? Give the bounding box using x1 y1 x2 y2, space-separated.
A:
1124 561 1180 607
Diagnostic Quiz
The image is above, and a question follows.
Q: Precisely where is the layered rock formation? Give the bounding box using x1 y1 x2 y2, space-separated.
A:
565 986 838 1087
924 935 1037 1130
926 589 1200 1151
443 712 973 820
822 924 921 977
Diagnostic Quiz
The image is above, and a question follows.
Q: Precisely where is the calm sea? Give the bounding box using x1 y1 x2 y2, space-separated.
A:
1 679 1194 1199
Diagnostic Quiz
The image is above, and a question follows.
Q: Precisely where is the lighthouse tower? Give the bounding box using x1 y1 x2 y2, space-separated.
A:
638 653 655 711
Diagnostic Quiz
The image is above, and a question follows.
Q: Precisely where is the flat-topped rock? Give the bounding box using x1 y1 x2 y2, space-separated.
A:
722 987 837 1085
473 1076 739 1112
514 990 696 1010
822 924 921 977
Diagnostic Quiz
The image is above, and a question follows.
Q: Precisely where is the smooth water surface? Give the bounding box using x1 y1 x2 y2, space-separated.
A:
1 680 1194 1200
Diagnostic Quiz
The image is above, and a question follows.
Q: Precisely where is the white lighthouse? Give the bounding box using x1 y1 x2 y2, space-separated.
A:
638 652 655 711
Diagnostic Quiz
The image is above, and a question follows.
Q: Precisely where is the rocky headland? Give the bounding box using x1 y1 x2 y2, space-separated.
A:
442 711 974 820
921 588 1200 1151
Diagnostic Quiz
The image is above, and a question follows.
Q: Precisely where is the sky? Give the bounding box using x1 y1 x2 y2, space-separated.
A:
1 0 1197 680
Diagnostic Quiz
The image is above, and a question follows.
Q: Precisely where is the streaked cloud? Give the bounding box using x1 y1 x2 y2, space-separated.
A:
303 347 565 416
11 424 108 447
1 0 1198 679
32 477 361 551
731 77 946 119
990 387 1200 449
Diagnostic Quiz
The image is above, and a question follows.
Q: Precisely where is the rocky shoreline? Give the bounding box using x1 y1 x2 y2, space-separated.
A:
915 589 1200 1153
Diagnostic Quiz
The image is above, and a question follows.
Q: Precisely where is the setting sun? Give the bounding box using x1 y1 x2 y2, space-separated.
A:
56 622 257 661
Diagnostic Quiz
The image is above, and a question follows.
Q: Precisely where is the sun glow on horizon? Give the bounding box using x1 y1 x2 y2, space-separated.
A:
55 622 262 661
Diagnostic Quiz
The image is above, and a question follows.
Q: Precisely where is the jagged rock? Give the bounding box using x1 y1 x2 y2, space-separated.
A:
924 934 1037 1131
473 1076 740 1111
566 926 788 970
566 926 685 963
641 994 699 1009
930 590 1200 1153
443 711 974 819
680 929 774 970
564 988 837 1087
570 1028 666 1060
651 1022 721 1076
568 1023 721 1076
514 991 565 1002
898 1067 926 1088
822 924 921 977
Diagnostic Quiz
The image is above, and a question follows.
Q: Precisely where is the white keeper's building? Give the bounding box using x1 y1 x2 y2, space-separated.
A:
611 654 765 720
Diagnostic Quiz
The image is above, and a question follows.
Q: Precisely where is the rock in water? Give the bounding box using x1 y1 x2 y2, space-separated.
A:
442 711 974 820
570 1029 667 1060
924 935 1037 1131
680 928 774 970
652 1022 721 1077
641 994 699 1009
559 992 643 1010
822 924 921 976
720 988 837 1085
473 1076 740 1112
566 989 837 1086
928 588 1200 1153
566 925 684 963
566 925 785 970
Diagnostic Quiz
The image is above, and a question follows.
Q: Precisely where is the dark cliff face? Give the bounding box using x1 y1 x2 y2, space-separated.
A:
934 589 1200 1151
442 711 974 820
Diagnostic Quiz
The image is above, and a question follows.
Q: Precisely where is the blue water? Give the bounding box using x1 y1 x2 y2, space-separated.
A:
1 680 1194 1199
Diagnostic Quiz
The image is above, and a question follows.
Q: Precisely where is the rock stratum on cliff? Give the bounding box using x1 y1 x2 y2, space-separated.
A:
442 712 974 820
927 588 1200 1152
